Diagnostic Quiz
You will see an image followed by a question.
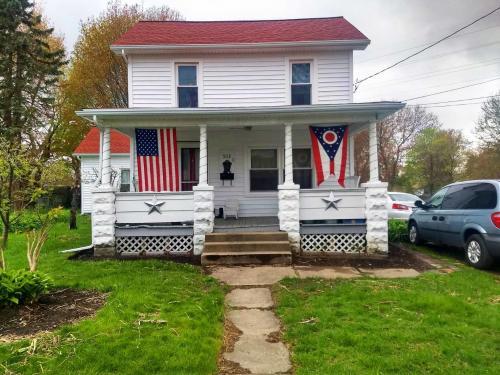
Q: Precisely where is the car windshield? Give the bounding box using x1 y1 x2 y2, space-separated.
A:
389 193 420 202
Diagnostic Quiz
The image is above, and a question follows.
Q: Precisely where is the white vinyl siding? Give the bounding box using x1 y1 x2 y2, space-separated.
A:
80 155 131 213
128 51 354 107
316 51 352 104
130 55 172 107
202 57 287 107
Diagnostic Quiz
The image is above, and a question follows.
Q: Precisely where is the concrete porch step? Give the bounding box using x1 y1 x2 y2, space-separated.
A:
205 232 288 243
204 240 290 253
202 232 292 265
201 252 292 266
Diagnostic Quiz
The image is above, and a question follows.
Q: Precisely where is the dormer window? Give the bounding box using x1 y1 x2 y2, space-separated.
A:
177 64 198 108
291 62 311 105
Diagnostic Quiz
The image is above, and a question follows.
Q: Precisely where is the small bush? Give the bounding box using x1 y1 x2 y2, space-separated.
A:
0 270 53 307
0 209 69 233
388 219 409 243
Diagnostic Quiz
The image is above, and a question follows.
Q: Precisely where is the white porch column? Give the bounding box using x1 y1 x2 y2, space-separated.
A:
193 124 214 255
361 121 388 254
92 126 116 257
129 132 136 192
278 123 300 253
368 121 379 182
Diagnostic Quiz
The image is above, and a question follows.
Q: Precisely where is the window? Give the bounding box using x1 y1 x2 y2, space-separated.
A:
120 169 130 192
426 187 448 208
291 63 311 105
177 65 198 108
250 149 278 191
181 148 199 191
441 183 497 210
389 193 420 202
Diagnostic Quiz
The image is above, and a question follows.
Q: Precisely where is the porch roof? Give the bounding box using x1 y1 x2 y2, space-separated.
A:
76 102 405 127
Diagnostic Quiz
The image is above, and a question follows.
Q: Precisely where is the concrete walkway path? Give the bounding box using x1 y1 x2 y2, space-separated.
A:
213 265 422 374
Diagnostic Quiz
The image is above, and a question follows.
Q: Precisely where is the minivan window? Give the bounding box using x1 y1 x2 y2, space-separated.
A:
427 187 448 208
441 183 497 209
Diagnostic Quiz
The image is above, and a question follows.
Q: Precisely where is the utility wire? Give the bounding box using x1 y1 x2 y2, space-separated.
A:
412 94 500 106
356 24 500 64
353 5 500 91
418 102 486 108
403 77 500 101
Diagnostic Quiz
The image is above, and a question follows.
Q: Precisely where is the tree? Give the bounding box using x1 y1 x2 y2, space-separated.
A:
0 0 65 262
56 1 182 229
475 93 500 149
401 128 467 197
354 106 439 188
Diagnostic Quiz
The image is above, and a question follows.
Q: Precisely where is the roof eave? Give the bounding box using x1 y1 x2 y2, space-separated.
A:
111 39 370 54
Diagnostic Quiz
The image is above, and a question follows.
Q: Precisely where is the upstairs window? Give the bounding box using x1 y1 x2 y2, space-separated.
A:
291 63 311 105
177 65 198 108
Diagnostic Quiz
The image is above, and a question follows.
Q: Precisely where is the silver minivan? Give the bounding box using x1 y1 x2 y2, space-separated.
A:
408 180 500 269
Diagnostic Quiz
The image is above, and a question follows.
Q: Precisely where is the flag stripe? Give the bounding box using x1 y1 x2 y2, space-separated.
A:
309 127 324 186
338 127 349 187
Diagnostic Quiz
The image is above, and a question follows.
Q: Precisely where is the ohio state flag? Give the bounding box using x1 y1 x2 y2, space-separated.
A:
309 125 349 187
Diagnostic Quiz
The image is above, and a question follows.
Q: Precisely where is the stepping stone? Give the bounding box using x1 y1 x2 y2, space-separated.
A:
228 309 280 335
211 266 296 286
359 268 420 278
226 288 274 309
224 334 291 374
295 266 361 279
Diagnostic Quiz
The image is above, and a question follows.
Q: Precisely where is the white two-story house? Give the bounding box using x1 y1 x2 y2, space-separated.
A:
76 17 404 263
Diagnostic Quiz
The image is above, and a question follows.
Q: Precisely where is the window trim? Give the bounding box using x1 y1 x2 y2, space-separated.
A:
119 168 131 192
290 60 313 105
176 63 199 108
179 144 200 191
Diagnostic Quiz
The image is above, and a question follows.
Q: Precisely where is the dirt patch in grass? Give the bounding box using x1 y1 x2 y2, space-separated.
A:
294 243 434 272
0 288 107 342
217 317 250 374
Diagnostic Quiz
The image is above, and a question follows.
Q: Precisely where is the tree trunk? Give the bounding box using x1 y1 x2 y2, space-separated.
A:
70 187 78 230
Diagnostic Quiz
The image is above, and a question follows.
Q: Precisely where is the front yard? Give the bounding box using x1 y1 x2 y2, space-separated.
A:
1 214 499 374
274 261 500 374
0 215 225 374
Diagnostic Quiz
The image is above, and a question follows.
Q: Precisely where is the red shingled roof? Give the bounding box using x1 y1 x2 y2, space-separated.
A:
113 17 368 46
74 128 130 154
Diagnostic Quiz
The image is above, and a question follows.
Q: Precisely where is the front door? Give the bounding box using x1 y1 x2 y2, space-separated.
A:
180 148 199 191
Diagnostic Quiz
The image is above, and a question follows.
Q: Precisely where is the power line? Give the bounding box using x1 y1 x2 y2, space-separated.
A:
403 77 500 101
358 57 500 89
418 102 486 108
353 5 500 91
412 94 500 106
356 24 500 64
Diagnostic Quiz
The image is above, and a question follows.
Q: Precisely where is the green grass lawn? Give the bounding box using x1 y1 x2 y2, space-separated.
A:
275 262 500 374
0 215 225 374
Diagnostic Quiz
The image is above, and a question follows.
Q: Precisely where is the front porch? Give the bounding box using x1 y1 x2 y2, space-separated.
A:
77 103 404 259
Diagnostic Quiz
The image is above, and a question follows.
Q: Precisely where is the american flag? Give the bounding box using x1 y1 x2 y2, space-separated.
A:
309 125 349 187
135 128 179 192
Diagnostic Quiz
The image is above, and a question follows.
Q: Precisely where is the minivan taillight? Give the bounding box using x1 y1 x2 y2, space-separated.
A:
392 203 410 211
492 212 500 229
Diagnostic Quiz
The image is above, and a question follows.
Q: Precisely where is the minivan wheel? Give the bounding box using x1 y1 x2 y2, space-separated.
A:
408 222 422 245
465 234 494 269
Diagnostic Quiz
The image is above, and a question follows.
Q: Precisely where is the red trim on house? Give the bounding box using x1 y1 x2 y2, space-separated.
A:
112 17 369 46
74 128 130 154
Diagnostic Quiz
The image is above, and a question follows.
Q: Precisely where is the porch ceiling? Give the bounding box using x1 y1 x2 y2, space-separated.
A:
76 102 405 128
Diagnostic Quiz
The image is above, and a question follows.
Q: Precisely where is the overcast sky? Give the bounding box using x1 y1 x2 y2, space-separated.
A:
41 0 500 139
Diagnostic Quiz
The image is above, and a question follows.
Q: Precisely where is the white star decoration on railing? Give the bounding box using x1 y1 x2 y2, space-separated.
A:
144 195 166 214
322 192 342 210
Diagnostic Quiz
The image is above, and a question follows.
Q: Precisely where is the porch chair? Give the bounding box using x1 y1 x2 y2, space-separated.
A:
223 200 239 219
344 176 361 188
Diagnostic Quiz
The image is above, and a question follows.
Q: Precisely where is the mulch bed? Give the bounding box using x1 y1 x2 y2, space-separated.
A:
293 243 435 272
0 288 107 342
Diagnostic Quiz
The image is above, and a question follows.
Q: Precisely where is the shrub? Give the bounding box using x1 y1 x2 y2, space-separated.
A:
0 270 53 307
388 219 409 243
0 209 69 233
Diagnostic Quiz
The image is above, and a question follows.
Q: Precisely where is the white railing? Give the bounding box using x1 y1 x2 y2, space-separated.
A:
299 188 366 221
115 192 194 224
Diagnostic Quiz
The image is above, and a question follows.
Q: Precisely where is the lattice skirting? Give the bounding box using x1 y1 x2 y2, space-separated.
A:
116 236 193 255
300 233 367 253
